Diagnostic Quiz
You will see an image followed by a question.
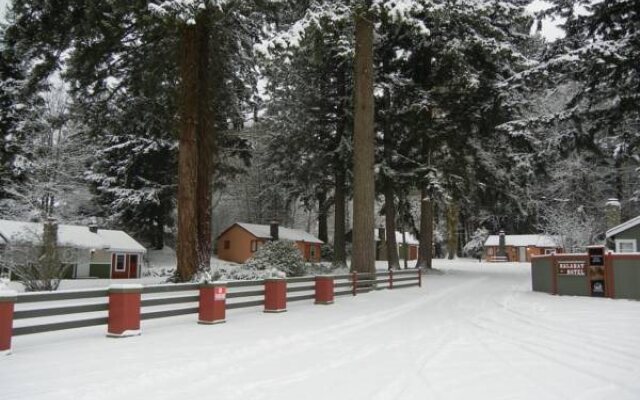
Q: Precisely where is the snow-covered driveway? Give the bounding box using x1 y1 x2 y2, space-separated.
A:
2 260 639 400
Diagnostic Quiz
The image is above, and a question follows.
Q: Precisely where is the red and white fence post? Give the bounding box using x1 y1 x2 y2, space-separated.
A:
107 284 142 338
314 276 334 305
0 290 17 355
264 278 287 313
199 282 226 324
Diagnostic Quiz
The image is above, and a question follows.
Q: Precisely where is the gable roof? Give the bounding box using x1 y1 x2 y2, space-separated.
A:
484 234 560 248
222 222 323 244
606 215 640 238
0 219 146 253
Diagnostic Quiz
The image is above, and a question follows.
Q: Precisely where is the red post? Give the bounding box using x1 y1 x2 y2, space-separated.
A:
352 272 358 296
418 268 422 288
389 269 393 290
314 276 334 305
199 282 226 324
264 278 287 313
107 284 142 338
0 291 17 355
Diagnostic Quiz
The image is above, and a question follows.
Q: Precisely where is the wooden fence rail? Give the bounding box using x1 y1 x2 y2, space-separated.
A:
0 269 422 354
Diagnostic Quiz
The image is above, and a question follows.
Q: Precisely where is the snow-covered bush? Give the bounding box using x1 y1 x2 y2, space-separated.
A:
244 240 306 277
463 228 489 258
194 265 285 282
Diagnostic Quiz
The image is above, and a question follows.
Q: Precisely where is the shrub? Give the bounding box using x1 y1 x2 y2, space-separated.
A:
320 243 334 261
244 240 306 277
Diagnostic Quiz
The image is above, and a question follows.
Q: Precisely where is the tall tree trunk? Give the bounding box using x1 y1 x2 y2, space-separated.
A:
384 185 400 269
351 5 375 275
417 188 433 268
447 201 458 260
333 61 347 267
317 191 329 243
381 54 399 271
176 23 200 281
154 211 164 250
196 14 213 272
402 229 408 269
334 169 347 267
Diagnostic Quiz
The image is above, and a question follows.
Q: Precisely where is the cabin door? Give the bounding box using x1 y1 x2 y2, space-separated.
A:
128 254 138 278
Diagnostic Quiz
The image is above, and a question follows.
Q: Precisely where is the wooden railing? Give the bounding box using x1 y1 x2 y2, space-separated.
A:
0 269 422 353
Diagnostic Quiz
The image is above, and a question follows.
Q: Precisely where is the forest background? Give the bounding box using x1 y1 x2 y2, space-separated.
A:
0 0 637 279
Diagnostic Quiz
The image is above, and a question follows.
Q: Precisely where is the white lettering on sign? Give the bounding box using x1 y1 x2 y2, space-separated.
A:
557 262 586 276
214 287 226 301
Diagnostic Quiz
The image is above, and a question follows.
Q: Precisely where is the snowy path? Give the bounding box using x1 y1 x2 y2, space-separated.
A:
2 260 640 400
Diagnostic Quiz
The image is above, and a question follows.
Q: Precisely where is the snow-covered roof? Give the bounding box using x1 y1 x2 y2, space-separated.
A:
484 234 560 248
233 222 323 244
0 219 146 253
374 230 419 246
606 215 640 238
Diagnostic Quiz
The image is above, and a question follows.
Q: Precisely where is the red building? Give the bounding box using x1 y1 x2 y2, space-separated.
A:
216 222 323 264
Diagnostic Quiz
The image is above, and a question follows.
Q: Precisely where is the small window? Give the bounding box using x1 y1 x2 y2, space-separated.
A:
115 254 126 272
250 240 258 252
224 240 230 250
545 248 556 255
310 245 317 259
616 239 637 253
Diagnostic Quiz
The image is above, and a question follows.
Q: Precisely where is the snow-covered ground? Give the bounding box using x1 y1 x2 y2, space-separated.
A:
2 259 640 400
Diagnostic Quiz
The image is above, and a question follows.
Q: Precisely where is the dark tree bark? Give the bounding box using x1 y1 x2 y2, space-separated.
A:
317 191 329 243
333 63 347 267
416 188 433 269
351 5 376 275
381 64 400 270
176 22 200 281
383 186 400 270
153 212 164 250
447 201 458 260
196 13 214 271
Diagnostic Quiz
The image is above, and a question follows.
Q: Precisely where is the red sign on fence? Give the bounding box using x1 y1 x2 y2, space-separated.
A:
214 287 226 301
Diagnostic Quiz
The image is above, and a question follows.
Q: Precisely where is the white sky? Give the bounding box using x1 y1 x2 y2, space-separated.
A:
0 0 7 21
526 0 566 41
0 1 564 42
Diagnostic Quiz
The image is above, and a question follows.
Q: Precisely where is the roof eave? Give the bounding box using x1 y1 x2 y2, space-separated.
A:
606 216 640 238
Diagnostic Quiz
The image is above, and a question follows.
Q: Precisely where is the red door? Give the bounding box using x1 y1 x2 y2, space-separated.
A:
128 255 138 278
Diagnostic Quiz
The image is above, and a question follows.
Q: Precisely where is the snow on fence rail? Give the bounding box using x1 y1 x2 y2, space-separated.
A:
0 269 421 354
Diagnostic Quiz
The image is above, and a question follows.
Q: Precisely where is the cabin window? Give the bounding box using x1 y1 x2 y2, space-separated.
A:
544 248 556 255
115 254 126 272
310 245 317 259
250 240 258 252
224 240 230 250
616 239 637 253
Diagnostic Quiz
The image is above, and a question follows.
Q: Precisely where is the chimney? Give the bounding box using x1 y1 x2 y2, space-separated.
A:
497 230 506 257
605 198 621 231
89 224 98 234
270 220 279 241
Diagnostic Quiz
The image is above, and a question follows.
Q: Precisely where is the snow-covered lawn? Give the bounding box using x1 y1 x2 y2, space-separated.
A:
2 259 640 400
